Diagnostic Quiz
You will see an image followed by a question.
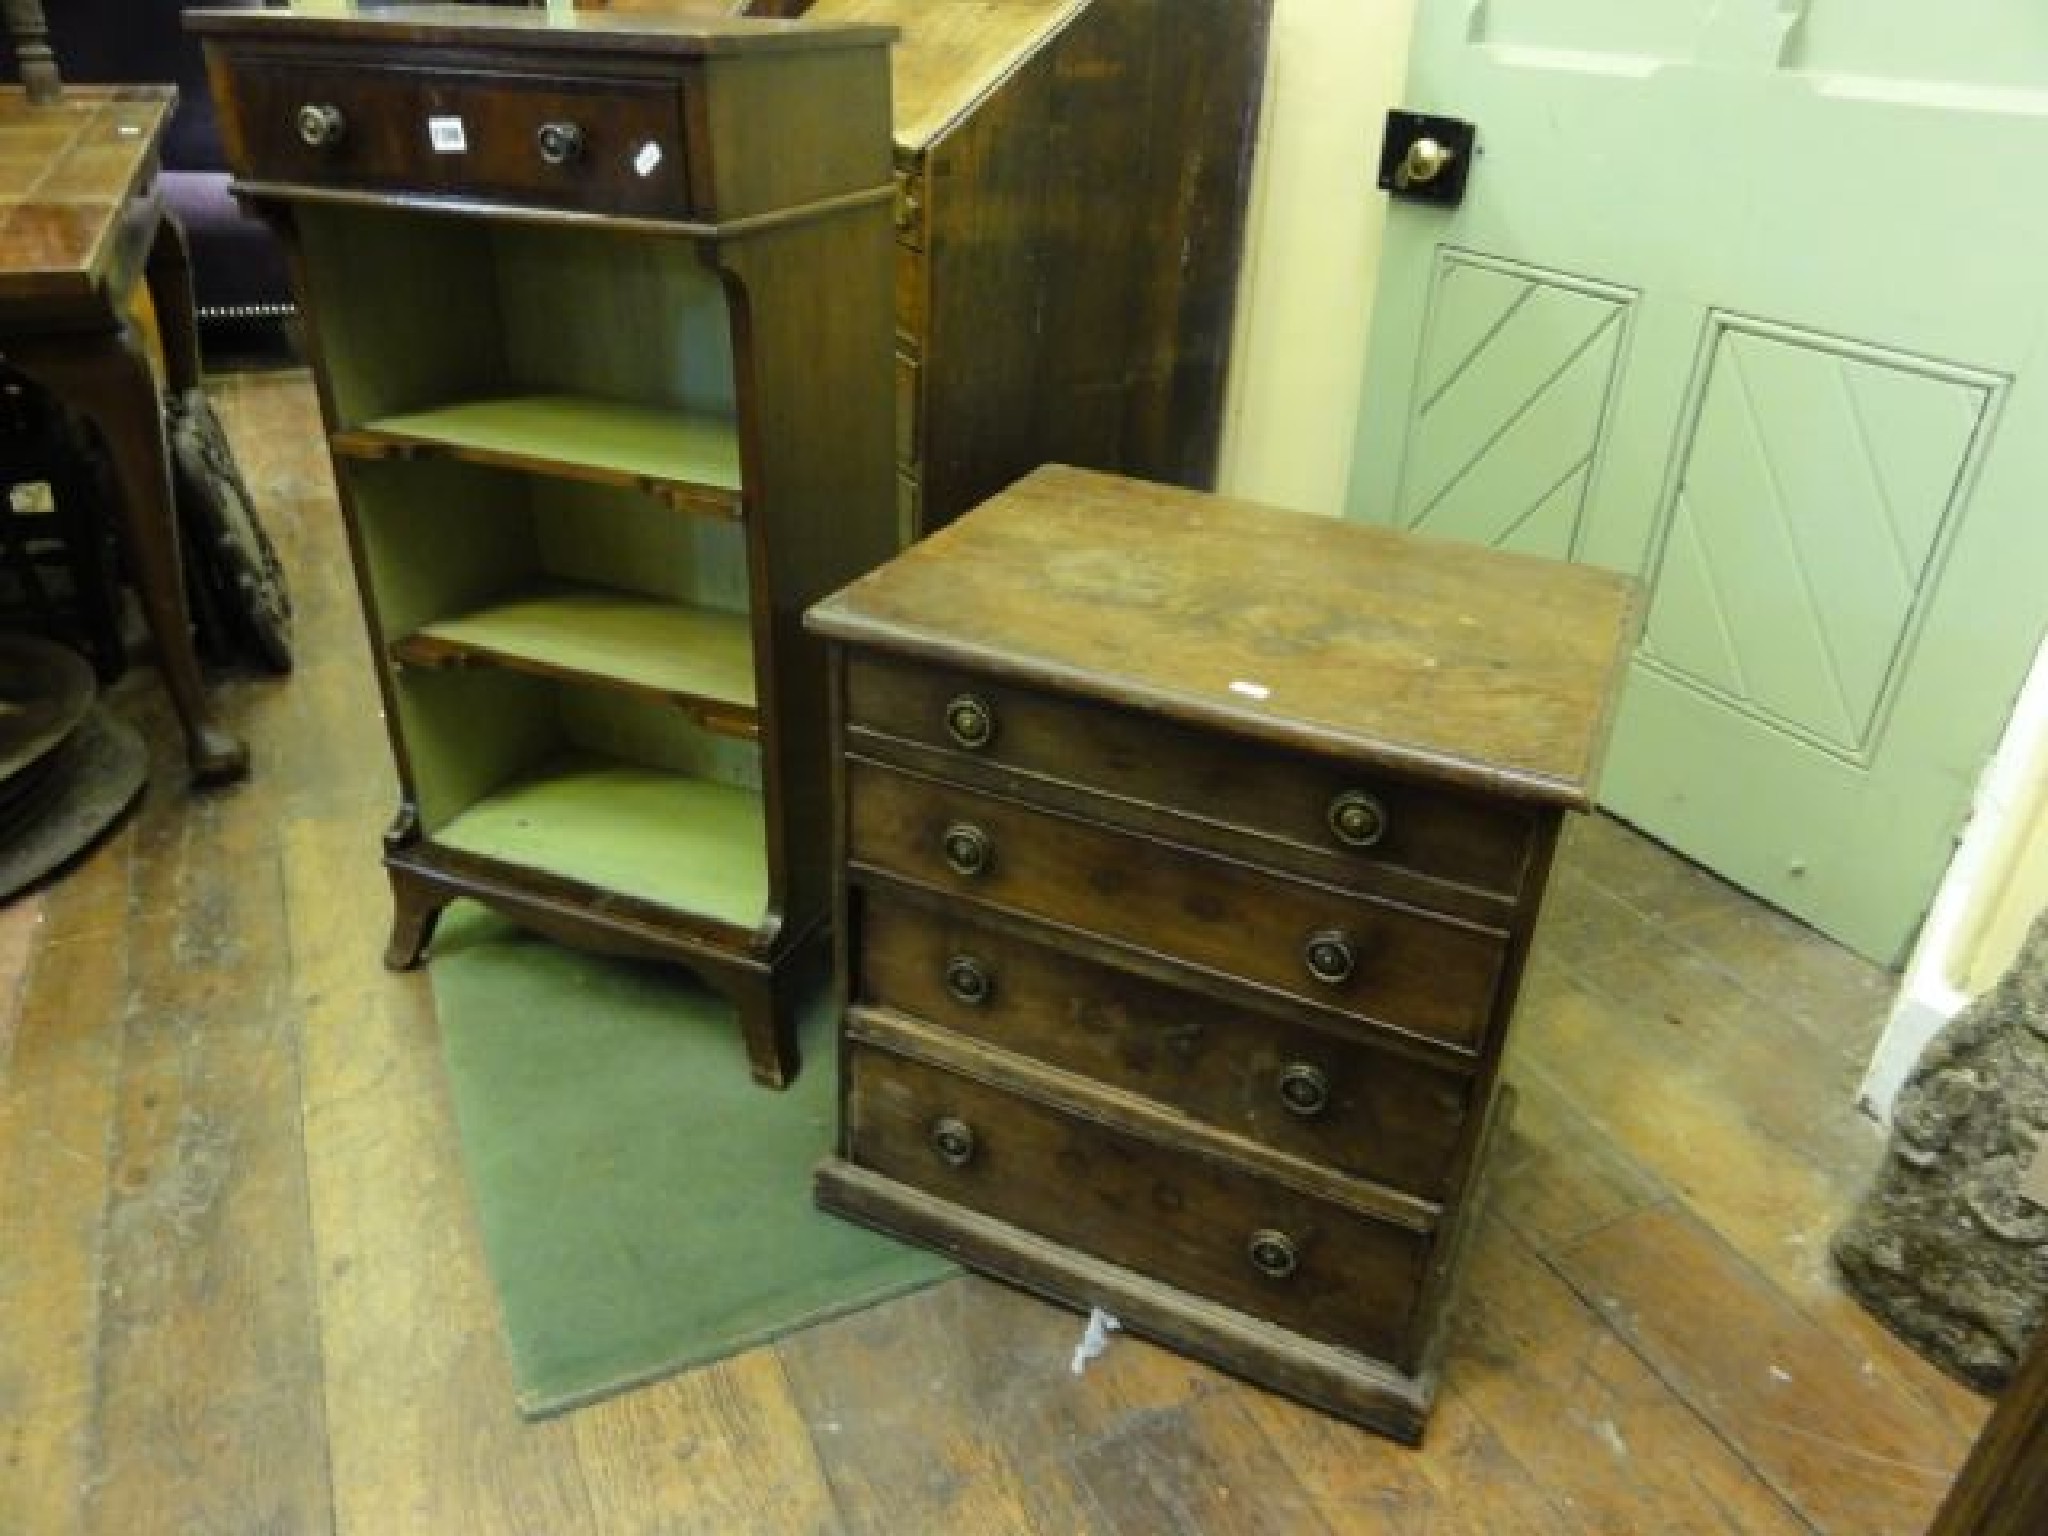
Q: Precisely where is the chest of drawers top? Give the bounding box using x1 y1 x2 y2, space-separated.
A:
807 464 1640 810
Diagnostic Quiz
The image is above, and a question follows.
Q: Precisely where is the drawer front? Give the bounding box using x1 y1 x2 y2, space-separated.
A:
847 1043 1428 1362
858 894 1473 1200
848 761 1508 1053
846 654 1537 904
224 59 691 217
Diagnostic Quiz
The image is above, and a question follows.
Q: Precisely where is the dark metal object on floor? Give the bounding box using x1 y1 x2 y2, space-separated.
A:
0 633 147 904
0 630 93 779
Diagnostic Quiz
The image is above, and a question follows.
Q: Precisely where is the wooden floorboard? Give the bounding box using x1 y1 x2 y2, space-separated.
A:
0 368 1992 1532
82 719 331 1535
1553 1202 1966 1535
0 835 131 1536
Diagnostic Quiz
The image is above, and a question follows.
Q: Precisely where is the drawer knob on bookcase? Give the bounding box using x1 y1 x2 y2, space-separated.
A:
930 1116 977 1168
1327 789 1387 848
1277 1062 1331 1118
944 954 994 1007
537 121 584 166
1303 929 1357 986
941 822 993 877
1248 1229 1299 1281
295 103 346 149
945 693 995 749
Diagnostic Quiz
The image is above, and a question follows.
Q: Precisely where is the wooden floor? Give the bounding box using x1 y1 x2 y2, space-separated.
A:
0 368 1990 1534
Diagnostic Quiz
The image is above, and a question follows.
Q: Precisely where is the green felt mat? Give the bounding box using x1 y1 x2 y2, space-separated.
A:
431 905 953 1416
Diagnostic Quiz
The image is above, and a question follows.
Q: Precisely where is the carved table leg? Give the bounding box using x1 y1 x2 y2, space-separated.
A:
5 324 249 786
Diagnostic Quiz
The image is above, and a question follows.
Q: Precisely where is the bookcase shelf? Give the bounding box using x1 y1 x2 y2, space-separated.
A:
333 394 743 519
393 581 757 738
199 4 900 1087
438 755 768 931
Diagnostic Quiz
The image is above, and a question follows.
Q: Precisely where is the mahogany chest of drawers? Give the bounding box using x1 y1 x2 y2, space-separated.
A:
807 464 1639 1441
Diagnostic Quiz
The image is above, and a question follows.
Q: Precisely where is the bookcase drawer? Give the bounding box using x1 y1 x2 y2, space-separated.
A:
221 59 691 218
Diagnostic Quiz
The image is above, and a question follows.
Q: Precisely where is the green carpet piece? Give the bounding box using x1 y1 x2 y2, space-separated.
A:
430 905 953 1416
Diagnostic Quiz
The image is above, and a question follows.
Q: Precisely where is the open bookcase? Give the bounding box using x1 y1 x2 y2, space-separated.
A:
195 4 900 1085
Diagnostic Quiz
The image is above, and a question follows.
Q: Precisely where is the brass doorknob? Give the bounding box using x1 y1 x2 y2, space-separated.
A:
1397 137 1454 189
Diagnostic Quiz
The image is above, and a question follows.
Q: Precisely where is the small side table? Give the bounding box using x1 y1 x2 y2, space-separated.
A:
0 84 247 786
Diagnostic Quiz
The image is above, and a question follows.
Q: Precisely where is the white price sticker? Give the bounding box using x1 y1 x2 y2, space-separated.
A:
428 116 468 154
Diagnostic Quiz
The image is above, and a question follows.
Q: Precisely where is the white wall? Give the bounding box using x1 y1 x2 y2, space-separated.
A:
1216 0 1417 516
1861 637 2048 1120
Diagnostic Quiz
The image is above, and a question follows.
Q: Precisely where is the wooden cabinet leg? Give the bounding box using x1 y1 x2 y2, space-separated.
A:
384 868 449 971
726 926 829 1090
730 964 800 1091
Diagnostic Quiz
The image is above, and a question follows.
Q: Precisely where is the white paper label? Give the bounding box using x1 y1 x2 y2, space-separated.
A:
428 116 468 154
633 140 664 178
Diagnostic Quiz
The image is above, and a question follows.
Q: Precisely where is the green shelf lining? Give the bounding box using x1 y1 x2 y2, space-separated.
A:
403 582 757 725
436 756 769 930
339 394 743 504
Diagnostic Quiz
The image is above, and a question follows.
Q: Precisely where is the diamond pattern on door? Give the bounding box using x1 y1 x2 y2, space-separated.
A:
1398 251 1632 560
1641 316 1996 762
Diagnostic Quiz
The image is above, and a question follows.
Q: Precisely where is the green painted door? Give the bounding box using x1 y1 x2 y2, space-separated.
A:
1348 0 2048 964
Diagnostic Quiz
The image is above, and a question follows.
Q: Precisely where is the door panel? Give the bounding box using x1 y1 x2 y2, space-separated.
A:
1786 2 2048 93
1398 252 1632 558
1474 0 1710 63
1641 321 1994 761
1349 0 2048 963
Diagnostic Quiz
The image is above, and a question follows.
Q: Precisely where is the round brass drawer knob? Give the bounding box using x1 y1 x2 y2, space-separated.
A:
1327 789 1387 849
944 954 994 1007
941 822 993 878
537 121 585 166
930 1116 977 1168
945 693 995 750
1277 1062 1331 1118
1303 929 1357 986
296 103 347 149
1248 1229 1299 1281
